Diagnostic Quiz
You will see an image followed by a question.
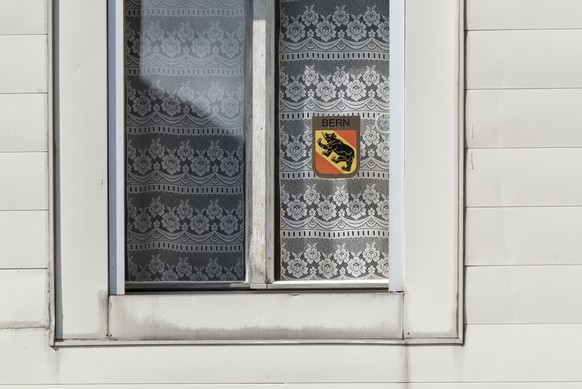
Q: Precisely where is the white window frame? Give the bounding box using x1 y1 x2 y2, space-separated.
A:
53 0 463 345
109 0 402 293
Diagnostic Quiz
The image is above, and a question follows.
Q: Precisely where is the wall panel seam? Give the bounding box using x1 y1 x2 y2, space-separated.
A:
466 205 582 209
0 207 50 211
467 147 582 150
0 325 48 330
465 264 582 268
467 87 582 91
0 92 48 95
0 151 49 154
467 28 582 32
0 267 48 272
0 34 48 37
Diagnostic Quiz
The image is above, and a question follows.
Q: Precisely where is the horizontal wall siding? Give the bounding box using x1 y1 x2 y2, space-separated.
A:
0 270 47 328
465 2 582 388
466 148 582 206
466 266 582 324
0 35 47 93
466 89 582 148
0 6 50 387
467 0 582 30
468 30 582 89
0 211 48 268
3 327 582 384
1 385 581 389
0 94 47 152
0 0 47 35
0 152 48 210
466 207 582 266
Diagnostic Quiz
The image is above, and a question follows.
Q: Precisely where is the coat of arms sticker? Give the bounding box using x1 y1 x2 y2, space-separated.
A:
312 115 360 178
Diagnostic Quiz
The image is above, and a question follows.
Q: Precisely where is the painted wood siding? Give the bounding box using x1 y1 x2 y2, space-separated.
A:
2 0 582 387
464 0 582 385
0 0 49 339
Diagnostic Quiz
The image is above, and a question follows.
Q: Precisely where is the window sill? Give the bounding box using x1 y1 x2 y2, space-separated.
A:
107 291 403 342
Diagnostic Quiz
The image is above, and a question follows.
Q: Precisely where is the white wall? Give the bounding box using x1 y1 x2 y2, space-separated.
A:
464 0 582 385
1 0 582 387
0 0 50 337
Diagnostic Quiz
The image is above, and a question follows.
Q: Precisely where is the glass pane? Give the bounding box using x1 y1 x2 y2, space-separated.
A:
277 0 390 281
125 0 247 285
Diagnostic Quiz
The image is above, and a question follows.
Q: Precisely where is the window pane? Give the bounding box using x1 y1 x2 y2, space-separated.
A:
278 0 390 281
125 0 247 285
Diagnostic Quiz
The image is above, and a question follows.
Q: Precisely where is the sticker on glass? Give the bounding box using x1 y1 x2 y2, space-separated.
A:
312 115 360 178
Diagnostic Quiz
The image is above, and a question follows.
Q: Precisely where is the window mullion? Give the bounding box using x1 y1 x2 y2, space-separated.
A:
248 0 275 288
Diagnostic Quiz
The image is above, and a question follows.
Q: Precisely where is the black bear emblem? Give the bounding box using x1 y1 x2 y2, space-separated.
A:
317 132 355 172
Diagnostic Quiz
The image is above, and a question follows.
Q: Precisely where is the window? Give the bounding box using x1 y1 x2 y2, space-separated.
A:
111 0 398 291
54 0 463 344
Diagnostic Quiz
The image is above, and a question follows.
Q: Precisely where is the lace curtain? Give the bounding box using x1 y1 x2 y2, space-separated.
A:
278 0 390 281
125 0 247 284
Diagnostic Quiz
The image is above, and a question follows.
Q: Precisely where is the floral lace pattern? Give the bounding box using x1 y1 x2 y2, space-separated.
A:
125 0 247 284
282 242 388 280
279 2 389 62
127 138 244 194
278 0 390 281
281 65 389 103
126 0 246 76
126 81 245 124
280 183 388 228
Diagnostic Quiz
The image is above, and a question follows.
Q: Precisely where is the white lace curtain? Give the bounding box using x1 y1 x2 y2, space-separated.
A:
125 0 247 284
123 0 390 286
278 0 390 281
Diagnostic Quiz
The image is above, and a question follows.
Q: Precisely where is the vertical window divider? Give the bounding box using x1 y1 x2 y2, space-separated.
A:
249 0 275 288
265 0 277 285
108 0 125 295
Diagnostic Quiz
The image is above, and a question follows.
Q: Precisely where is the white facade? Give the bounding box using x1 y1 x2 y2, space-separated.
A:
1 0 582 386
